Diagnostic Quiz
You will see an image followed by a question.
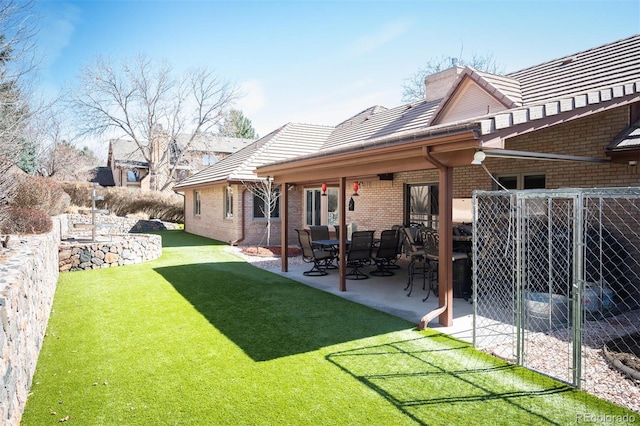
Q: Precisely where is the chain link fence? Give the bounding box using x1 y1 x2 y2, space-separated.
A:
472 188 640 398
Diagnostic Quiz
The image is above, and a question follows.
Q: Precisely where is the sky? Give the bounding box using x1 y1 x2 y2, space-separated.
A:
31 0 640 155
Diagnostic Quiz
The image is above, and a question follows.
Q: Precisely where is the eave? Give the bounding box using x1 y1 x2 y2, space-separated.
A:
257 126 481 184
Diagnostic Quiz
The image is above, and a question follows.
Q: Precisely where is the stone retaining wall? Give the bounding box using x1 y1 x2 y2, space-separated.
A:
65 214 180 236
0 214 171 424
0 217 61 425
59 234 162 271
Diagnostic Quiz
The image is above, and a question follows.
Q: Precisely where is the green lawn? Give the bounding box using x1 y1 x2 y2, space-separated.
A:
21 230 635 425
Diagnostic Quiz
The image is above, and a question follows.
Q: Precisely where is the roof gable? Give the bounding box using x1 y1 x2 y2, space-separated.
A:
431 77 510 125
429 68 522 126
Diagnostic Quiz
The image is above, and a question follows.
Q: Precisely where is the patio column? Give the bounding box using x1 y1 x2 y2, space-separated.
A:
280 181 289 272
438 165 454 327
339 177 347 291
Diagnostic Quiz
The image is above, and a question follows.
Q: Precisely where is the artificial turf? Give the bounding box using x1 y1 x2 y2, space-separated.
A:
21 230 635 425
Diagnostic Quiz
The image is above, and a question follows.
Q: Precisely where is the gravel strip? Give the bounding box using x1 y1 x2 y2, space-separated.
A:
224 246 305 270
489 310 640 413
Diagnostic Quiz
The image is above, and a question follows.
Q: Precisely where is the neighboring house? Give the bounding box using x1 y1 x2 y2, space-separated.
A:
177 34 640 324
106 134 254 190
173 123 334 245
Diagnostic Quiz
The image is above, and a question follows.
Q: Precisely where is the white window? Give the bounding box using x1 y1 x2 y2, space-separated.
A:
202 154 217 166
224 186 233 219
194 190 201 216
305 188 338 226
127 169 139 182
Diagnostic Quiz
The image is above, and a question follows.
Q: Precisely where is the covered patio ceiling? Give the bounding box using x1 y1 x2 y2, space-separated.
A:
255 74 639 330
257 126 483 329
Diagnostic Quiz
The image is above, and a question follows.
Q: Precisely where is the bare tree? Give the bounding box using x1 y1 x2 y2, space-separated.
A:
401 51 504 103
68 54 240 191
0 0 41 227
242 178 280 247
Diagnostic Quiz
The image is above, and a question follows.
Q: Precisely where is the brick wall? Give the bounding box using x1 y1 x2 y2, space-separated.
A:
183 107 639 240
454 107 639 196
348 107 638 230
184 183 304 246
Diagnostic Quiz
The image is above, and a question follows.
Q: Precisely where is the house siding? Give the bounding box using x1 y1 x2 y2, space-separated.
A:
184 185 239 243
347 106 638 232
183 184 304 246
454 106 638 195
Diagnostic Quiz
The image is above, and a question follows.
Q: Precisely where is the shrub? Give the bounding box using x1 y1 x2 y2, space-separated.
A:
12 175 70 216
102 187 184 223
59 181 94 208
59 182 184 223
1 207 53 234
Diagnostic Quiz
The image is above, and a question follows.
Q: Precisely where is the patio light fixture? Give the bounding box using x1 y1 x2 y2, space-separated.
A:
321 183 327 196
471 151 486 165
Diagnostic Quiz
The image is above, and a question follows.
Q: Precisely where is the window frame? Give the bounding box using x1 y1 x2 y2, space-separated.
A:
253 187 281 220
193 190 201 216
224 186 233 219
495 173 546 190
404 182 439 229
304 187 338 226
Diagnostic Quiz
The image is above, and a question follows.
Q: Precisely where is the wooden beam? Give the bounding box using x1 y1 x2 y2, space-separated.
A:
339 177 347 292
438 165 454 327
280 182 289 273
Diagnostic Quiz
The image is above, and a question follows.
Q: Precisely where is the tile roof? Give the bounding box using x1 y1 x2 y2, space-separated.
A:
173 123 334 189
507 35 640 105
255 34 640 175
173 134 254 152
109 134 255 167
314 33 640 158
109 139 147 166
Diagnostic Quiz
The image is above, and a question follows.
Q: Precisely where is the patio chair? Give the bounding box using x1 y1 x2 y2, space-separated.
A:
309 225 331 242
419 227 468 302
296 229 333 276
419 227 440 301
346 230 374 280
370 229 400 276
402 226 428 296
387 225 404 269
309 225 337 268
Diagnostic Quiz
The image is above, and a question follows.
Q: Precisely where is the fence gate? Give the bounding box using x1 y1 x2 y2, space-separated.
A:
472 188 640 390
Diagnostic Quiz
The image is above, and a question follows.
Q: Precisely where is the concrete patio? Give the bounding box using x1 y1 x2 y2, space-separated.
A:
264 259 476 343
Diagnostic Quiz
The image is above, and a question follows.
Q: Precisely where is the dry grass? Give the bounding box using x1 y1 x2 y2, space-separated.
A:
60 182 184 223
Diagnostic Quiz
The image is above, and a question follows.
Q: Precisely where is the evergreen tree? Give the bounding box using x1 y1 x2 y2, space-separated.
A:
220 109 258 139
16 138 38 174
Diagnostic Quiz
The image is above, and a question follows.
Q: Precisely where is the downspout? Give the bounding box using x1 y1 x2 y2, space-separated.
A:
420 146 453 329
231 187 247 246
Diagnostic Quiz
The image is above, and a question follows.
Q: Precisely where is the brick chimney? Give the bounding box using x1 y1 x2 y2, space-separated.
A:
424 65 464 102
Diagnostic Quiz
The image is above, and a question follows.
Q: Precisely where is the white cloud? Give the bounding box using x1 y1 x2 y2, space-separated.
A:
237 79 266 116
343 18 413 56
37 3 80 70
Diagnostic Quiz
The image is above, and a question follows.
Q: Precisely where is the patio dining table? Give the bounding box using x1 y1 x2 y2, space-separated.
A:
312 239 342 249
